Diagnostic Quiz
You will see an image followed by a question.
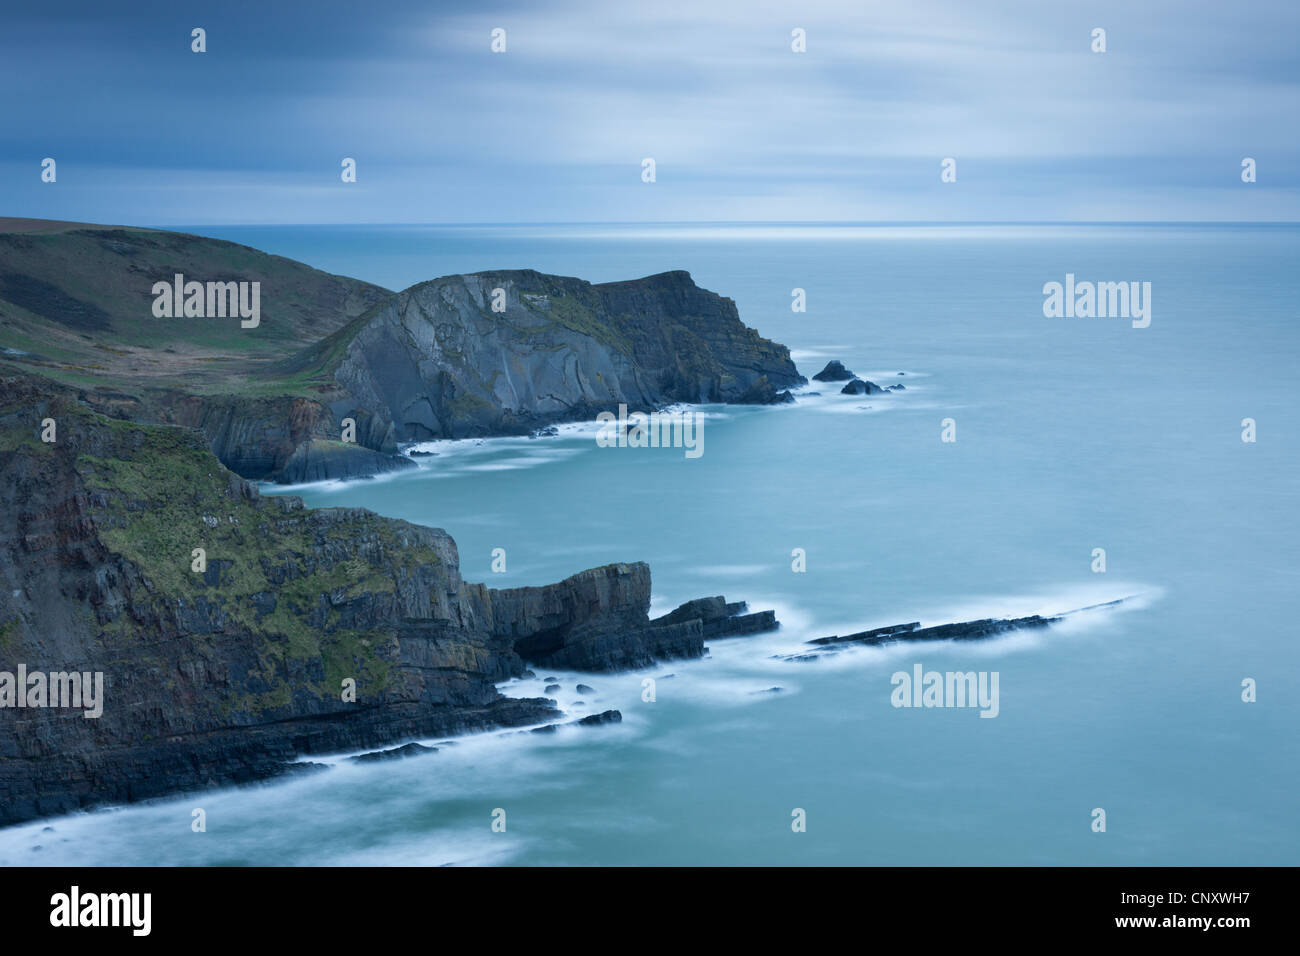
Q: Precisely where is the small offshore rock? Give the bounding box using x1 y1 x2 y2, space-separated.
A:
841 378 884 396
812 360 855 382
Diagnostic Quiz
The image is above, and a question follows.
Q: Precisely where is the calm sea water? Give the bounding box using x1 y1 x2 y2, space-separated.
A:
5 223 1297 866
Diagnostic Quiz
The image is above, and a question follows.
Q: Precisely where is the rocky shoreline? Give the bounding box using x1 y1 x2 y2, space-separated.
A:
0 220 926 830
0 371 782 827
0 362 1111 828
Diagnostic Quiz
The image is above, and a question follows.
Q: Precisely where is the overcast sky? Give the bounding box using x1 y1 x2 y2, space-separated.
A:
3 0 1297 224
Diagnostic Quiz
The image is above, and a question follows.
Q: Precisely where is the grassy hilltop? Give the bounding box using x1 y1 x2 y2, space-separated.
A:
0 218 390 395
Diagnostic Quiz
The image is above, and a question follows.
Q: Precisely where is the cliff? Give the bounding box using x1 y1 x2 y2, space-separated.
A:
280 268 806 444
1 223 805 483
0 372 775 826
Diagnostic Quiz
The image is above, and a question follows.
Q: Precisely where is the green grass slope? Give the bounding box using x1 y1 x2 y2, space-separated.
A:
0 218 391 396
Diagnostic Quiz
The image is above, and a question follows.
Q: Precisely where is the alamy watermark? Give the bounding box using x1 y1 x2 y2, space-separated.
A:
595 404 703 459
0 665 104 718
1043 273 1151 328
151 273 260 328
50 886 150 935
891 664 999 718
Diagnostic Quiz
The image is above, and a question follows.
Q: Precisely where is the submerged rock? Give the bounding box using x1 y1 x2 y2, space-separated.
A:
350 742 438 763
576 710 622 727
575 684 595 695
800 599 1129 655
530 709 623 734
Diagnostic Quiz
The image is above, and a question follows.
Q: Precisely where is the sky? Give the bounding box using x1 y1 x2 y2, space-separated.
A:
2 0 1298 225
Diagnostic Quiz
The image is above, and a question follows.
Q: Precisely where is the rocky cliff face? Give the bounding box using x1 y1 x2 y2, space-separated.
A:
138 390 410 483
2 222 806 483
0 373 774 826
321 269 805 442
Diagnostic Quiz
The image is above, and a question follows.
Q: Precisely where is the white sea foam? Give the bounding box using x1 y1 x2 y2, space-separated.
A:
789 346 852 363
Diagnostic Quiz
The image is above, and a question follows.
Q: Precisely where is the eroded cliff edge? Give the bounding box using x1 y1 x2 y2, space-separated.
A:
0 373 773 827
306 268 805 446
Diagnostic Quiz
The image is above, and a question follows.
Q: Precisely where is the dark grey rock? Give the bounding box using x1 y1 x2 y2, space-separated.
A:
812 360 855 382
840 378 885 396
276 439 416 485
350 742 438 763
734 377 796 405
575 710 622 727
803 600 1128 652
651 596 778 641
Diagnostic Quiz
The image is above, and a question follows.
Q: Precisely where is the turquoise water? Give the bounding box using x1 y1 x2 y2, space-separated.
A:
4 224 1297 865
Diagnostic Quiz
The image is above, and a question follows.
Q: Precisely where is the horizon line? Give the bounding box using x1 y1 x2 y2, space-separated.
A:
159 219 1300 228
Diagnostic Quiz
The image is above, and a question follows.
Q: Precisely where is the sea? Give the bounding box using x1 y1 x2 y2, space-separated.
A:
3 223 1297 866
